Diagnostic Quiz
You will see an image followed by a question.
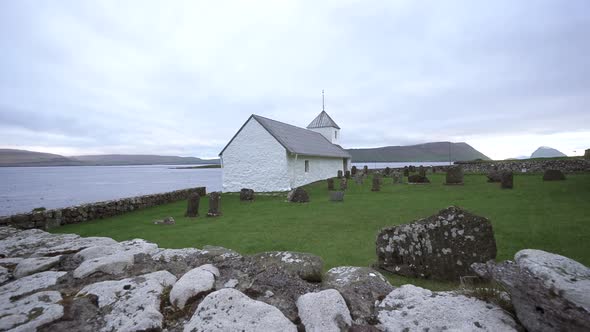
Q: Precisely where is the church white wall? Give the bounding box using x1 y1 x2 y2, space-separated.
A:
287 155 345 189
221 118 290 192
308 127 339 144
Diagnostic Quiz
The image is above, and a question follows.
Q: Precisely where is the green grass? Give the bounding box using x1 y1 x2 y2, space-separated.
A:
51 173 590 290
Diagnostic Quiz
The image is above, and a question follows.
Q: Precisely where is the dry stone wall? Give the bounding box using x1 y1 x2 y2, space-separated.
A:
0 187 206 230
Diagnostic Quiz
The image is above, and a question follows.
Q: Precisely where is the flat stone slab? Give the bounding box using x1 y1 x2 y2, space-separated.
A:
0 229 78 258
151 248 203 262
73 239 159 278
33 236 118 257
297 289 352 332
376 285 519 331
77 270 177 332
183 288 297 332
250 251 323 282
0 271 67 300
0 291 64 332
170 264 218 309
14 256 61 278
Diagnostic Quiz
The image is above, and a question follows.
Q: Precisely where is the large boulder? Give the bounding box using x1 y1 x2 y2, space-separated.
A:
77 270 177 332
296 289 352 332
472 249 590 332
183 288 297 332
445 165 464 185
250 251 323 282
376 285 520 331
407 174 430 184
376 206 497 280
287 187 309 203
323 266 394 323
170 264 219 309
543 169 566 181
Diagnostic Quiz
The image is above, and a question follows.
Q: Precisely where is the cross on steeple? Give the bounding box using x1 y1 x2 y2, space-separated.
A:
322 89 325 111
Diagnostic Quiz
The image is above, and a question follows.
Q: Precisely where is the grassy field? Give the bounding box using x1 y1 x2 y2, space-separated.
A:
51 173 590 290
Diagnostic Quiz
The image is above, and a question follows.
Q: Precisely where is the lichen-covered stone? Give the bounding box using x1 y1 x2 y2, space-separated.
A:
445 165 464 185
250 251 323 282
287 187 309 203
323 266 393 323
0 291 64 332
297 289 352 332
0 271 67 299
207 192 222 216
170 264 218 309
376 206 497 280
240 188 255 201
185 192 201 217
376 285 519 331
13 256 61 278
472 249 590 332
183 288 297 332
340 178 348 191
77 270 177 332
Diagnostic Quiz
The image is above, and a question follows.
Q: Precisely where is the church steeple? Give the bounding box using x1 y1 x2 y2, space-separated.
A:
307 91 341 144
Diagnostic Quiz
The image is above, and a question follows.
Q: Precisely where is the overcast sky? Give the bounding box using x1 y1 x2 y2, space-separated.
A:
1 0 589 160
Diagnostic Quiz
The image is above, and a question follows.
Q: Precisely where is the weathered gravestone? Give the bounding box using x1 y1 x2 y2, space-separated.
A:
376 206 497 280
353 175 363 185
351 166 357 176
408 174 430 184
340 178 348 191
185 193 200 217
403 166 409 176
329 191 344 202
391 172 402 184
418 166 426 177
327 178 335 190
409 165 416 173
287 187 310 203
445 166 464 185
371 177 380 192
337 170 343 179
472 249 590 332
207 192 222 216
384 167 391 176
344 170 351 179
363 165 369 175
543 169 566 181
501 171 513 189
240 188 255 201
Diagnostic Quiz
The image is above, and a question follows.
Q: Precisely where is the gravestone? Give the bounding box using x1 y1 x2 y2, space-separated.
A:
403 166 409 177
543 169 566 181
500 171 513 189
340 178 348 191
329 191 344 202
240 188 255 201
445 166 464 185
408 174 430 183
351 166 357 176
354 175 363 185
418 166 426 177
345 170 351 179
288 187 310 203
384 167 391 176
371 177 381 191
409 165 416 173
392 172 402 184
487 170 502 183
207 192 222 216
327 178 335 190
185 193 200 217
363 165 369 175
337 170 343 179
376 206 497 280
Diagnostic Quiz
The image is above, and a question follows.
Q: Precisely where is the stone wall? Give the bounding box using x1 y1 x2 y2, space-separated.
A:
359 158 590 175
0 187 206 230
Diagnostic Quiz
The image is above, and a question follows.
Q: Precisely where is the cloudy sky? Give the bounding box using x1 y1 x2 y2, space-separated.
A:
1 0 589 160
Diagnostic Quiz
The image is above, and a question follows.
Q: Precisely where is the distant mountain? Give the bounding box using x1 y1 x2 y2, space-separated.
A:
72 154 220 166
347 142 490 162
0 149 219 167
530 146 567 158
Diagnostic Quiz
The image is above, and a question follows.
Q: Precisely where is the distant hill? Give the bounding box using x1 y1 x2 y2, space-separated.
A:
0 149 219 167
530 146 567 158
347 142 490 162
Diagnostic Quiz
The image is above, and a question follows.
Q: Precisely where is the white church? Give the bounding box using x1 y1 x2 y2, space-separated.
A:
219 110 351 192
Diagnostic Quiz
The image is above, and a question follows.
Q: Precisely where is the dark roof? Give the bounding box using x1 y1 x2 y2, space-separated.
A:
219 114 351 158
306 110 341 129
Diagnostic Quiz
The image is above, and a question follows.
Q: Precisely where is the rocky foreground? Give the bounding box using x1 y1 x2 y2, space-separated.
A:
0 227 588 331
